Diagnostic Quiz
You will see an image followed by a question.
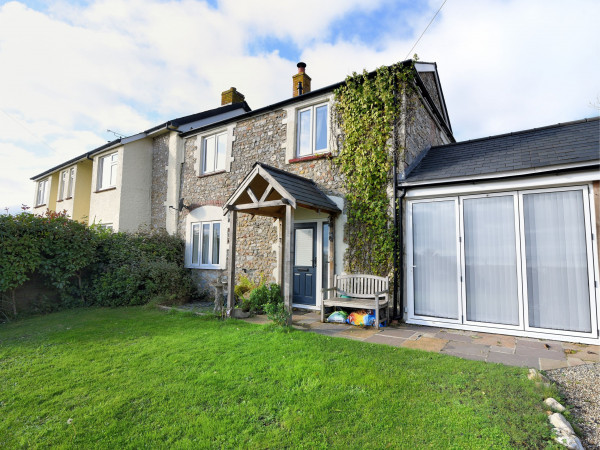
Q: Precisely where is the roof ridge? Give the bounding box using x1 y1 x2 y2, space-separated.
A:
431 116 600 150
254 162 321 186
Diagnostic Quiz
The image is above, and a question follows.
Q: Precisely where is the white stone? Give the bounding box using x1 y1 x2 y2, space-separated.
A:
527 368 550 383
544 397 566 412
553 430 584 450
549 413 574 435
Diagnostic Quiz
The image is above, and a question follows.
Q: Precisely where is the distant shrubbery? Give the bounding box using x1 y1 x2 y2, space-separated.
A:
0 209 195 318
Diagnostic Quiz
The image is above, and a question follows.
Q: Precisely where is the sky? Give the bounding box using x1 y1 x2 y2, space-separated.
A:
1 0 599 213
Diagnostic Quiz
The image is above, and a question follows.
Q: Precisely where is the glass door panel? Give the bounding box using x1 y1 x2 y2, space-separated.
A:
463 195 520 326
522 190 592 333
412 200 460 320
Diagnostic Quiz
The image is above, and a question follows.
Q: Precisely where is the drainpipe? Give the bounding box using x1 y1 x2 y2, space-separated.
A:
396 187 406 321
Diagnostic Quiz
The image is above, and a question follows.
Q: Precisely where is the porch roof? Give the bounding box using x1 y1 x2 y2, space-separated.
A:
223 163 341 217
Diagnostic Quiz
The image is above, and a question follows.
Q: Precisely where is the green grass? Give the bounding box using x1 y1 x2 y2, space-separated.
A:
0 308 555 449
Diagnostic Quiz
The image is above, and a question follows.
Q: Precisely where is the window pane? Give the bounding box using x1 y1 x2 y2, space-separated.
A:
192 224 200 265
67 168 75 197
109 161 117 187
322 223 329 292
216 134 227 171
464 196 519 325
298 109 311 156
294 228 313 266
524 190 591 332
315 105 328 151
101 157 110 189
212 223 220 264
412 201 459 319
201 224 210 264
203 136 215 173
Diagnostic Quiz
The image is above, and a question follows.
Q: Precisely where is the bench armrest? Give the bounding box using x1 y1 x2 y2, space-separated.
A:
321 287 338 294
374 290 389 297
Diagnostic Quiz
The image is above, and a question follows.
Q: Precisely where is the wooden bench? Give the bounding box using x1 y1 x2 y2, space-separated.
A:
321 274 390 329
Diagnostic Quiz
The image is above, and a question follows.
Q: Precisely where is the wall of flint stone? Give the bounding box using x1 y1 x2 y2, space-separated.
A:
178 108 346 297
150 134 169 230
176 90 446 298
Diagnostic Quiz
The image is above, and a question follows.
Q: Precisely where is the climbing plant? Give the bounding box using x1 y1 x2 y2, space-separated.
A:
334 62 415 276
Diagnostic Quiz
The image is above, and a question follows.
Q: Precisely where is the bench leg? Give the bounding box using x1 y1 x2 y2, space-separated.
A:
321 305 325 323
375 306 380 329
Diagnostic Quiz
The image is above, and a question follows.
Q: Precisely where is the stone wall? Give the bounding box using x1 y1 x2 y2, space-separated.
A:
401 90 446 173
419 72 443 117
150 134 169 229
178 108 346 296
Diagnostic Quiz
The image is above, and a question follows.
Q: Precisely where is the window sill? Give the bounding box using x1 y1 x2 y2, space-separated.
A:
65 197 73 200
289 152 332 164
94 186 117 193
56 199 63 203
188 265 221 270
198 170 226 179
35 204 46 208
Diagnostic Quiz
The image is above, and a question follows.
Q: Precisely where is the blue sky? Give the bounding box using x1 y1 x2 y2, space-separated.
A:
1 0 599 213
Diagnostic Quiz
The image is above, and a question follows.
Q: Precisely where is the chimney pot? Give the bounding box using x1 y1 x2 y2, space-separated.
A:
293 62 311 97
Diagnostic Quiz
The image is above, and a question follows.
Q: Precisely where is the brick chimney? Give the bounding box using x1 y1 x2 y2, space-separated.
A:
293 62 311 97
221 87 245 106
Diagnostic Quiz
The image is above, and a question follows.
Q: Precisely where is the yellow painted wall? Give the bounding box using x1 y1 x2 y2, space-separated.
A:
73 160 92 223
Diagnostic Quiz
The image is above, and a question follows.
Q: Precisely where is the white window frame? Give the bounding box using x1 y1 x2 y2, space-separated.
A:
193 125 235 176
296 102 329 157
58 170 68 201
67 167 75 198
200 131 227 175
36 178 48 206
406 184 599 343
97 152 118 190
189 221 222 269
406 196 463 325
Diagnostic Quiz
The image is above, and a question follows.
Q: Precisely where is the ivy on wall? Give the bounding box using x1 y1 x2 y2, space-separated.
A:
334 62 415 276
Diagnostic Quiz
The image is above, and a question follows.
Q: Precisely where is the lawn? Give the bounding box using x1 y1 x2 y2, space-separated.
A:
0 308 556 448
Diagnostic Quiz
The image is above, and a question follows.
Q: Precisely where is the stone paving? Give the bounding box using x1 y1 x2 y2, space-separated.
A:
281 311 600 370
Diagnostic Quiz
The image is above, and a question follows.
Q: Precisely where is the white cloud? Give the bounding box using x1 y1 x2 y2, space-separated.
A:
0 0 598 211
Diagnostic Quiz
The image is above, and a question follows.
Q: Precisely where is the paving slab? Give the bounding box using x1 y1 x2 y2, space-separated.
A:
487 351 540 368
442 341 490 358
515 345 566 361
338 327 379 340
566 357 587 367
489 345 514 354
471 333 516 348
435 331 474 343
402 337 448 352
516 338 560 350
311 328 345 337
539 358 569 370
364 335 407 347
571 349 600 362
379 328 419 339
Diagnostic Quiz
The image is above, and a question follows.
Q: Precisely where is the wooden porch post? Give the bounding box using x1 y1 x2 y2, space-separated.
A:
226 210 237 317
328 215 335 293
283 204 294 325
278 218 284 285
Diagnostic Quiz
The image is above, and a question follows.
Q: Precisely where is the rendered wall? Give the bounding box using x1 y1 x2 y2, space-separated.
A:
118 139 153 232
72 160 92 223
88 147 122 228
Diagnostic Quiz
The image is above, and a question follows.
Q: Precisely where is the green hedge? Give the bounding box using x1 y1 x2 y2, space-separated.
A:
0 211 195 317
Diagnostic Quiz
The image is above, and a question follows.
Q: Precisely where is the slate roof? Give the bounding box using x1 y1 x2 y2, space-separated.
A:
403 117 600 183
257 163 341 213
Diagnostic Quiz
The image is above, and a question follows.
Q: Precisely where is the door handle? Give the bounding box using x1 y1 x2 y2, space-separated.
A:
297 268 309 272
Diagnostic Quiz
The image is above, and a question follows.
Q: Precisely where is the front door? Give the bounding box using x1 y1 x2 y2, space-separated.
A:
293 223 317 306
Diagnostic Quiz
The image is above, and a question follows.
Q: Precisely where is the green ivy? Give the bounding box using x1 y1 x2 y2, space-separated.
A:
334 62 415 276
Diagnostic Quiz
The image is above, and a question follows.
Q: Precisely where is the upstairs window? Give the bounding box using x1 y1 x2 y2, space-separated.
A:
36 179 48 206
191 221 221 268
297 103 328 157
98 152 118 190
67 167 75 198
58 170 68 201
201 132 227 174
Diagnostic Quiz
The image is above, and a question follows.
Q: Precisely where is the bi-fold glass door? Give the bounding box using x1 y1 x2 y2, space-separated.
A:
408 186 598 340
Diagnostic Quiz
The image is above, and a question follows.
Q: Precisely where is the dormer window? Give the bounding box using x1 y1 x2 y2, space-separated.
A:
297 102 328 157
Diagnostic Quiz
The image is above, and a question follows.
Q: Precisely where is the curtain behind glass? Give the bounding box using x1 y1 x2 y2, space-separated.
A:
524 190 591 332
464 196 519 325
412 201 459 319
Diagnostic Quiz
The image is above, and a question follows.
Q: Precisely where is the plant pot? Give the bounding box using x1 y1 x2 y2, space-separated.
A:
231 309 250 319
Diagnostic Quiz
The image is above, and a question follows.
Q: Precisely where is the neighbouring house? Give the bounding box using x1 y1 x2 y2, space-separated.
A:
31 59 599 344
31 101 251 230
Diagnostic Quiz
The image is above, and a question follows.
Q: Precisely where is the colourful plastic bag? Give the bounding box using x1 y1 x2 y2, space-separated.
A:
327 311 349 323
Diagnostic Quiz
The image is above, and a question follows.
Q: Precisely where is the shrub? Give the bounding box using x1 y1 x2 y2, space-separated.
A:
243 283 282 314
263 298 291 327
